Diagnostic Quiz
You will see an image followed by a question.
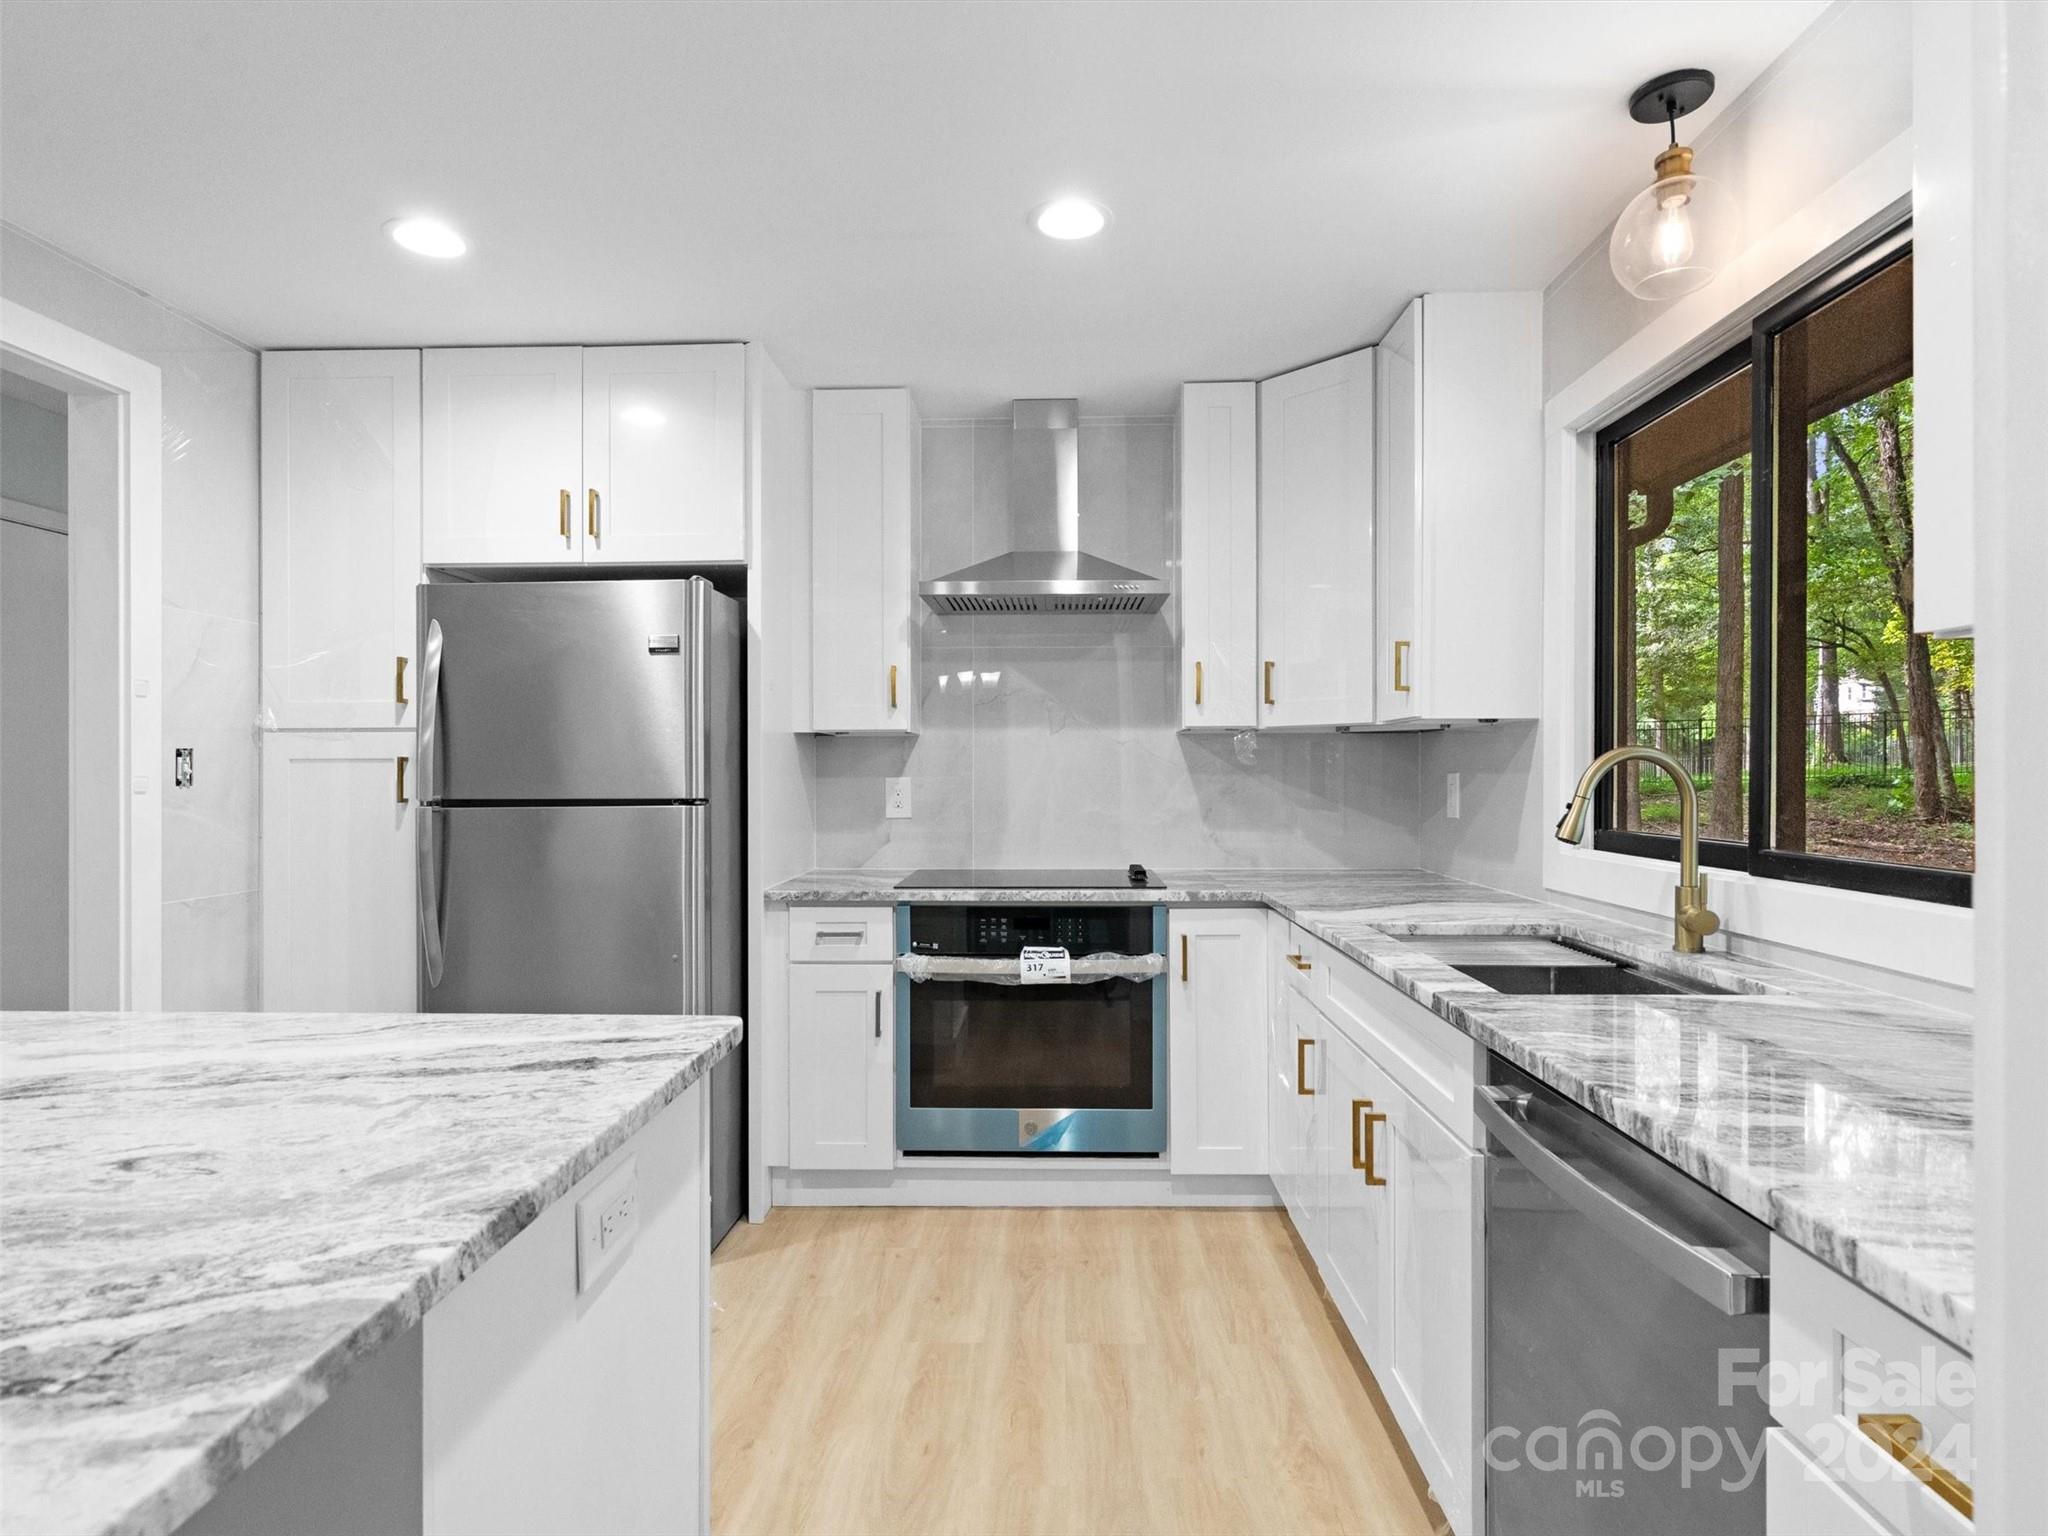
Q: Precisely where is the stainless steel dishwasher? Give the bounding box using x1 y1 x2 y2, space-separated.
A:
1478 1055 1770 1534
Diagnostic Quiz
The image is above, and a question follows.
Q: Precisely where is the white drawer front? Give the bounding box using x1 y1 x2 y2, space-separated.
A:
789 906 895 963
1769 1429 1895 1536
1317 940 1479 1148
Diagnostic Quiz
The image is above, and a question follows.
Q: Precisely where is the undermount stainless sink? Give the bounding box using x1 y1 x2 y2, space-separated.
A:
1417 936 1734 998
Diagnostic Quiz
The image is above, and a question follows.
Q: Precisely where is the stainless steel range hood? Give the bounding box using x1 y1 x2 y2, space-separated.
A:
918 399 1170 615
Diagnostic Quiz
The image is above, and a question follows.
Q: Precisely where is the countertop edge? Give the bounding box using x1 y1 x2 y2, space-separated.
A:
103 1017 741 1536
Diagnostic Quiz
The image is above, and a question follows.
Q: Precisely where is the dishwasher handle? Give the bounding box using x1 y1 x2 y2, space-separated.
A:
1475 1084 1766 1317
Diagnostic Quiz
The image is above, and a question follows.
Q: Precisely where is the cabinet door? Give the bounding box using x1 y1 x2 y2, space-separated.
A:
1319 1022 1393 1369
1177 382 1259 730
422 347 584 565
1383 1071 1482 1536
1168 909 1267 1174
582 344 746 565
787 961 895 1170
1272 979 1324 1262
260 351 421 728
810 388 919 734
1374 302 1424 723
1257 349 1375 728
260 731 417 1011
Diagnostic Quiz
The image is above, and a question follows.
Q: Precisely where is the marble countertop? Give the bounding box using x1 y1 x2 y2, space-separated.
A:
768 868 1973 1351
0 1010 741 1536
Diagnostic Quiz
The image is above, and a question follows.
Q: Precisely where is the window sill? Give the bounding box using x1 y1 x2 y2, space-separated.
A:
1543 843 1973 990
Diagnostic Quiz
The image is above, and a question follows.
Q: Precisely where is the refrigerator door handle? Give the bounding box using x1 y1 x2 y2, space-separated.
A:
418 617 443 806
683 804 709 1014
417 805 445 989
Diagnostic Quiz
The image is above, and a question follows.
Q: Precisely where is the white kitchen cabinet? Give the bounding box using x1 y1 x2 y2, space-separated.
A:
423 345 745 568
1319 1020 1392 1366
1373 292 1543 723
1910 2 1972 637
423 347 585 565
1167 909 1267 1174
1767 1430 1896 1536
582 344 746 565
1257 349 1376 729
259 350 421 729
260 731 417 1011
1176 382 1258 730
809 388 920 735
1270 928 1325 1258
787 960 896 1170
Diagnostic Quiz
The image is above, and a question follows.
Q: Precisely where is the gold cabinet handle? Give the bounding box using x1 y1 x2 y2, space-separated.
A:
1360 1105 1388 1186
1286 952 1312 972
1180 933 1189 982
1264 659 1276 706
1193 659 1203 707
396 755 409 804
1295 1037 1314 1096
889 663 899 710
1857 1414 1973 1520
1393 639 1411 694
395 655 409 705
559 488 571 539
588 488 600 540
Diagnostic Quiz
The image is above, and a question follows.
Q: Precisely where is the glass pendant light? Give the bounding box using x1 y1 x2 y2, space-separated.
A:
1609 69 1733 301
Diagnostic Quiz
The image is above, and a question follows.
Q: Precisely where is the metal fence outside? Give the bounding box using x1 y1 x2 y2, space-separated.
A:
1632 710 1975 783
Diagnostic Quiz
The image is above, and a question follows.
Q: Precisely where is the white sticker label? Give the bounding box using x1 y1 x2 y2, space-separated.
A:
1018 946 1071 984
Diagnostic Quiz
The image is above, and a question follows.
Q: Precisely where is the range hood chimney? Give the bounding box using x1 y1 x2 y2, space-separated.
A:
918 399 1170 615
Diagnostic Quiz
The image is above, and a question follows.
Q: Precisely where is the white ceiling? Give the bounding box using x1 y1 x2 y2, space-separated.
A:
0 0 1826 416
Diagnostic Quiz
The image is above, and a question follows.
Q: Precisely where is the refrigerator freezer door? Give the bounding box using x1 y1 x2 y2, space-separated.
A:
418 578 721 803
420 804 705 1013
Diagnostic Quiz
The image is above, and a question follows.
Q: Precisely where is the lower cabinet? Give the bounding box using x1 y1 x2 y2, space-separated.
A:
260 730 417 1011
1167 910 1268 1175
1270 920 1482 1536
787 960 895 1170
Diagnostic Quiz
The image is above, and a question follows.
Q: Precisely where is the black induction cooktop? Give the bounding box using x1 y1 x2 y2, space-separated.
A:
897 865 1162 890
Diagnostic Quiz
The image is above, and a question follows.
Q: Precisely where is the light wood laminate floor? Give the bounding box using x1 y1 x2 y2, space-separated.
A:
712 1207 1445 1536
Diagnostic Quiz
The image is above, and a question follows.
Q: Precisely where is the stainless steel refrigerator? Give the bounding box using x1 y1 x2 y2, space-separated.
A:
415 576 745 1242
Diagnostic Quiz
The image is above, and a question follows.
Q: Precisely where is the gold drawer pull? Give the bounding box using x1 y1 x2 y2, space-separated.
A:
1393 639 1411 694
395 755 409 804
1359 1104 1388 1186
889 664 899 710
1194 659 1203 707
395 655 409 705
1857 1414 1972 1520
559 488 571 538
1264 659 1275 706
1286 952 1312 972
1180 933 1189 982
1295 1038 1314 1096
588 487 600 540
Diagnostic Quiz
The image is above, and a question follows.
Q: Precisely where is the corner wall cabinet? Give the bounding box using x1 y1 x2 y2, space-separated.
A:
786 908 897 1169
1176 382 1259 731
809 388 920 735
421 343 745 567
259 731 417 1011
1257 348 1377 729
259 350 422 729
1373 292 1543 723
1166 909 1268 1174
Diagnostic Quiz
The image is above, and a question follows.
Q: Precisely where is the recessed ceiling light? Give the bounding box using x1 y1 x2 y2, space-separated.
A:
385 216 467 259
1032 198 1109 241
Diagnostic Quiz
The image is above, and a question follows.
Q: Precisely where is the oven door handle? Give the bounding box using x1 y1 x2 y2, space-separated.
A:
1475 1085 1766 1316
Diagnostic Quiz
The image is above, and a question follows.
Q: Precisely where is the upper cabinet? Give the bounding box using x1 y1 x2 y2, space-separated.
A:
1910 1 1972 637
1374 293 1543 723
422 344 745 568
1258 349 1376 729
809 387 920 735
260 350 422 729
1176 383 1259 731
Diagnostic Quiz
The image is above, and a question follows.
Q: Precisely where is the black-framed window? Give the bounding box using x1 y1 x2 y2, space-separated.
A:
1594 224 1972 906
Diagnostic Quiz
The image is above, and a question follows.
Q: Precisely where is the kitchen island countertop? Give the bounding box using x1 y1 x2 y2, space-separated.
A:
0 1009 740 1536
768 868 1973 1352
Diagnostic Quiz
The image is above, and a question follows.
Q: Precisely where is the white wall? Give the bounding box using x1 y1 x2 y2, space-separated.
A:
1418 721 1545 898
0 226 262 1007
1 389 70 1003
813 418 1422 871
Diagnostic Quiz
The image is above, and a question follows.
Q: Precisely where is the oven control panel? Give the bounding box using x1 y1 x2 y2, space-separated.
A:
906 904 1159 958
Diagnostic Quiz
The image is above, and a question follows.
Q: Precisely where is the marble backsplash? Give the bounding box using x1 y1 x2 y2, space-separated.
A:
813 418 1422 869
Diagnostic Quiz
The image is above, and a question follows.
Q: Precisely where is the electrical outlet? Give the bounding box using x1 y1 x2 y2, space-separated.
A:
885 776 912 819
574 1156 640 1294
174 747 194 788
1446 772 1462 820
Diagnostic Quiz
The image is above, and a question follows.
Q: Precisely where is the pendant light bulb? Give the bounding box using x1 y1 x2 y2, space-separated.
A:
1610 69 1730 301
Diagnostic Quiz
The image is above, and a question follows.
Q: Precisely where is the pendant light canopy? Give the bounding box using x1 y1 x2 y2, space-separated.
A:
1610 69 1733 301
